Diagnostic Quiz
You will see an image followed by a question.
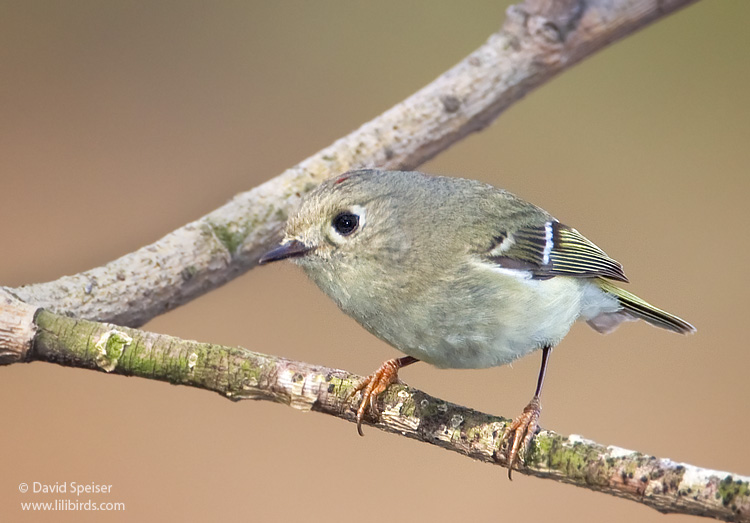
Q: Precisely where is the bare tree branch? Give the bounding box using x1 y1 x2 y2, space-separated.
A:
6 0 698 327
2 292 746 522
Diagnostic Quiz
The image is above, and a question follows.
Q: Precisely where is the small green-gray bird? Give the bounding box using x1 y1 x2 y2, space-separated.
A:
260 169 695 477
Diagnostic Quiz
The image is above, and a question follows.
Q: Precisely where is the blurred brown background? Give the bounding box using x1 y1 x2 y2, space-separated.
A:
1 1 748 521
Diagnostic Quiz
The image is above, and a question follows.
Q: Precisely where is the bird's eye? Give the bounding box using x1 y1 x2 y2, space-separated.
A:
332 212 359 236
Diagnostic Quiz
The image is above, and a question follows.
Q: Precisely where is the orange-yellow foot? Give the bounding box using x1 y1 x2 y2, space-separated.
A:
351 356 417 436
501 396 541 479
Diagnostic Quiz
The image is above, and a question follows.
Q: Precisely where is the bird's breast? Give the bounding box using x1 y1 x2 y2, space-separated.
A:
345 264 588 369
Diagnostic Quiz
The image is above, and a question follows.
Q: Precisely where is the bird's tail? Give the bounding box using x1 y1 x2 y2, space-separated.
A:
594 278 696 334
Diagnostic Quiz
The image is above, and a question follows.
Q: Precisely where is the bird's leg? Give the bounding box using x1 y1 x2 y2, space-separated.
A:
351 356 419 436
501 345 552 479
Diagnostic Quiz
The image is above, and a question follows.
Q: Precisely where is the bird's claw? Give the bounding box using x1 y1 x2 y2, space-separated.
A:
350 359 403 436
501 396 541 480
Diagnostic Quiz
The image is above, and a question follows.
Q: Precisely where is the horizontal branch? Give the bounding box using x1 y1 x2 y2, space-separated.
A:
6 0 697 327
2 290 746 522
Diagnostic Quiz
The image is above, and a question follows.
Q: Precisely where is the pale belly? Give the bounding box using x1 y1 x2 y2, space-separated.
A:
367 275 608 369
305 256 621 370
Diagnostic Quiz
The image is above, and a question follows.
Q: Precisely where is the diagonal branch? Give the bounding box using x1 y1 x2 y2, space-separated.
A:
6 0 698 327
1 292 747 522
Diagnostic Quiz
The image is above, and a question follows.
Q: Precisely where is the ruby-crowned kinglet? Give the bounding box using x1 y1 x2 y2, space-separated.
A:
259 169 695 477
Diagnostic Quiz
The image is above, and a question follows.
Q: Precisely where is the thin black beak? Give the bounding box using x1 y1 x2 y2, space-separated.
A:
258 240 313 264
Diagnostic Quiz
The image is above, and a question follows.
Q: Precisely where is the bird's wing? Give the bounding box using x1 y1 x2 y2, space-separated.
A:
484 220 628 282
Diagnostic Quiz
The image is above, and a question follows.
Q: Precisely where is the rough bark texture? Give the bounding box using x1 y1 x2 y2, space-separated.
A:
13 307 747 522
0 291 38 364
6 0 697 328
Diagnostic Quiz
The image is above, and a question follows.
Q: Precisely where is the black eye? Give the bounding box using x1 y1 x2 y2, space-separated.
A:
332 212 359 236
